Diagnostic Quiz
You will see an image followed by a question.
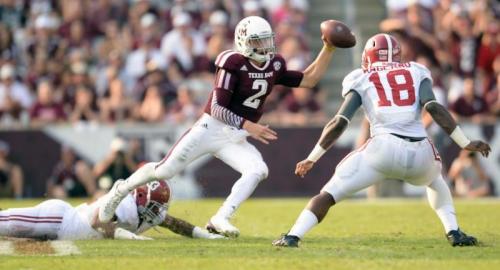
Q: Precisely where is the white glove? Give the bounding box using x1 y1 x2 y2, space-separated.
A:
192 226 226 239
114 228 153 240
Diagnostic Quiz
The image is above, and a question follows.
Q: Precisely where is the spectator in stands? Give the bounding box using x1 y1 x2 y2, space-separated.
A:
205 11 231 72
476 20 499 96
94 137 137 191
99 79 136 123
30 80 66 126
450 77 491 123
0 140 23 199
69 86 98 124
0 64 32 125
26 14 65 66
279 87 325 126
448 150 494 198
243 0 267 18
168 84 200 124
136 85 165 123
96 20 132 62
62 61 93 109
47 146 96 199
161 12 207 76
125 29 166 85
0 23 19 64
487 73 499 116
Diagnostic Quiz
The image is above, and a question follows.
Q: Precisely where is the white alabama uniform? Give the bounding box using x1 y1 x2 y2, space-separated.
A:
322 62 443 201
0 194 156 240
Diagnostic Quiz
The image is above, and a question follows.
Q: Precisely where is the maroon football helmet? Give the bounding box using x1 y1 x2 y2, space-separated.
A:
134 180 171 225
361 33 402 70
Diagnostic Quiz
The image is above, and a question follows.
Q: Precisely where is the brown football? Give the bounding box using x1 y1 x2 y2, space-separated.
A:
320 20 356 48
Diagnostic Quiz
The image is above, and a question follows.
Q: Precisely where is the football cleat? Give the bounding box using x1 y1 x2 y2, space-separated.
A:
206 216 240 238
272 234 300 248
98 179 127 223
446 229 478 247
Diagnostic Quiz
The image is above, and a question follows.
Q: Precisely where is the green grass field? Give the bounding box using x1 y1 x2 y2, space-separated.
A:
1 198 500 270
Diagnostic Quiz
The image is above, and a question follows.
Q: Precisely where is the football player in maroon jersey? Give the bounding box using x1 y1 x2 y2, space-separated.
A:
99 16 336 237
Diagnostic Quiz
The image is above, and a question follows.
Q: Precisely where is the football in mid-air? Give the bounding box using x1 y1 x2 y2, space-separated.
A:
320 20 356 48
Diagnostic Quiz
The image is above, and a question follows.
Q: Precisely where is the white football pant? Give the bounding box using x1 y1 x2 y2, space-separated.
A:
121 114 268 218
322 133 443 201
0 200 72 240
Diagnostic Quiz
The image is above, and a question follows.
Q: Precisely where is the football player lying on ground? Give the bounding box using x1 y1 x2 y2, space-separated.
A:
98 15 337 238
273 33 491 248
0 181 223 240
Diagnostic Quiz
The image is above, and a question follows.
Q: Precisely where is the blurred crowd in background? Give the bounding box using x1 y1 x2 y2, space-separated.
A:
0 0 498 199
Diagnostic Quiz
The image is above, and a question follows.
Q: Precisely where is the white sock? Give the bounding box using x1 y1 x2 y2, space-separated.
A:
435 205 459 233
288 209 319 239
426 175 459 233
118 162 157 194
215 173 261 219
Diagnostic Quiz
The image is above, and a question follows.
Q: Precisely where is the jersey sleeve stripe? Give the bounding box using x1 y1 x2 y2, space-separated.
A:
218 51 237 67
215 50 232 66
224 72 231 89
217 70 226 88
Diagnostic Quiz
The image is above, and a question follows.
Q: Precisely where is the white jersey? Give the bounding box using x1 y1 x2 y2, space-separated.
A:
58 194 156 240
342 61 432 137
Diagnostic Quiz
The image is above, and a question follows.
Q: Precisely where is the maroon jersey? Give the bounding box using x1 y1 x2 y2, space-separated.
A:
204 50 304 128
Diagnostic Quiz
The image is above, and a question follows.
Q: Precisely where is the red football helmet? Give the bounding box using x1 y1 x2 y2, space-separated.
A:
134 180 171 225
361 33 402 70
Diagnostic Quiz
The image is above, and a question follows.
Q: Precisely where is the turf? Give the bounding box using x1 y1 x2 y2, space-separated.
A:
1 198 499 270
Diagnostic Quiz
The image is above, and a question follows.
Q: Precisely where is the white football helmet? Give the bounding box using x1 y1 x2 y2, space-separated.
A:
234 16 276 63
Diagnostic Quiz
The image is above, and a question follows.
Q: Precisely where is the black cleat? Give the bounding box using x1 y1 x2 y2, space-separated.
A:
272 234 300 247
446 229 478 246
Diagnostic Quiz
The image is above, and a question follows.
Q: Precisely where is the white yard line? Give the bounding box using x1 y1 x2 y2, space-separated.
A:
50 241 81 256
0 241 14 255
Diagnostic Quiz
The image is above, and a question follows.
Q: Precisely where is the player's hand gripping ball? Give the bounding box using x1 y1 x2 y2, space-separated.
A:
320 20 356 48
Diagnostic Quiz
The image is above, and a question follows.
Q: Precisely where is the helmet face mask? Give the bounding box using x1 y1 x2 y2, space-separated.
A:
134 181 170 226
362 33 402 70
235 16 276 63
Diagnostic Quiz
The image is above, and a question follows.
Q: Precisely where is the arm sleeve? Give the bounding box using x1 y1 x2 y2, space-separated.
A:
337 90 362 120
419 78 437 107
210 69 246 128
276 70 304 87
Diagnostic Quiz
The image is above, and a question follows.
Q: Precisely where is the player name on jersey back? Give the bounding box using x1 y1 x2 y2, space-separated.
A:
363 62 411 73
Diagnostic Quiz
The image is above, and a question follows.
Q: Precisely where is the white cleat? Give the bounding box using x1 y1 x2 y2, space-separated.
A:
98 180 127 223
206 215 240 238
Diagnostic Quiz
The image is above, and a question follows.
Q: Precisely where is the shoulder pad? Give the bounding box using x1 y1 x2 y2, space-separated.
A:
342 68 365 97
410 61 433 83
215 50 245 71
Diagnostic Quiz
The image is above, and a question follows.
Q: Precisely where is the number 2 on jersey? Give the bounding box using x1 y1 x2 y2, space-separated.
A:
369 69 416 107
243 79 268 109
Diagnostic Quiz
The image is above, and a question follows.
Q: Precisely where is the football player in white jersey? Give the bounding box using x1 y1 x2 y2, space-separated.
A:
273 33 491 248
0 181 223 240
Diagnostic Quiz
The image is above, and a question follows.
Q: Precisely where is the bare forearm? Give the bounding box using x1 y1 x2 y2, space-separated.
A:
160 215 195 238
300 45 335 88
317 117 349 149
424 102 457 135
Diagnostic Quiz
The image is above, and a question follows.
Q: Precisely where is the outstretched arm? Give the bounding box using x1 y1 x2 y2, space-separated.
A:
299 41 336 88
420 79 491 157
295 91 362 177
160 215 224 239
